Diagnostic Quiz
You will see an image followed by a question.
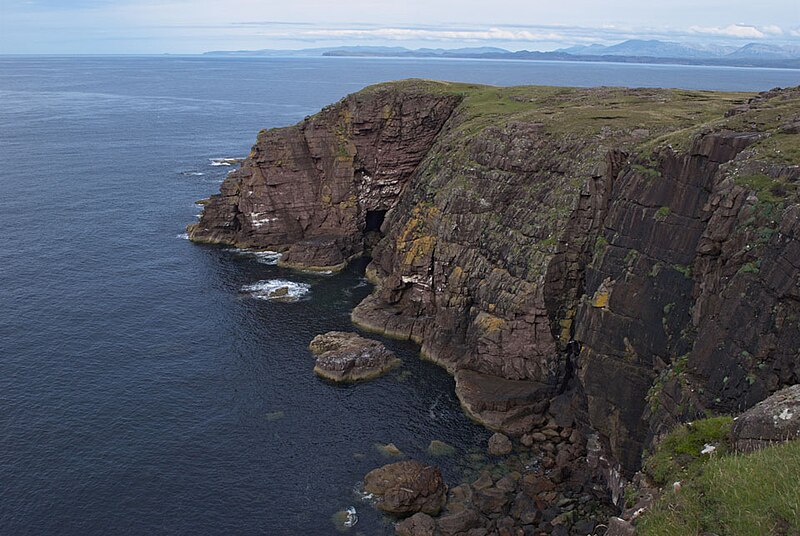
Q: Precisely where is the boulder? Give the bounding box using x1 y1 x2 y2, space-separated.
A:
437 508 482 536
488 432 513 456
731 384 800 453
395 512 436 536
309 331 400 382
364 460 447 516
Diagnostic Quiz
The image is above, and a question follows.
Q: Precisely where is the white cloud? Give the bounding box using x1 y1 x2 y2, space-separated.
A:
760 24 783 36
302 27 564 42
688 24 765 39
790 28 800 38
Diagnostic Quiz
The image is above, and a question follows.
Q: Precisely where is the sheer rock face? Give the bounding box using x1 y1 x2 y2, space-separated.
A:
193 81 800 478
188 84 462 269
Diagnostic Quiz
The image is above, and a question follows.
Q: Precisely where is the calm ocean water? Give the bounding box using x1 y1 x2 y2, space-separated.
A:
1 56 798 535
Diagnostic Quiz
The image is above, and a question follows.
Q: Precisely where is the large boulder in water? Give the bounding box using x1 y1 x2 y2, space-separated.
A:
731 384 800 453
363 460 447 516
309 331 400 382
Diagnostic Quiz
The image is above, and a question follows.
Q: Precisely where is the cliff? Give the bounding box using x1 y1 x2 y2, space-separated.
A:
190 80 800 482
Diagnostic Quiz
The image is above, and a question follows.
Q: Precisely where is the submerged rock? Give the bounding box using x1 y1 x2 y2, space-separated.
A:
427 440 456 457
363 460 447 516
309 331 400 382
375 442 405 458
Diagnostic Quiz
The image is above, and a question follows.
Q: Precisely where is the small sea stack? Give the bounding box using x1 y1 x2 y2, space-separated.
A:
309 331 400 382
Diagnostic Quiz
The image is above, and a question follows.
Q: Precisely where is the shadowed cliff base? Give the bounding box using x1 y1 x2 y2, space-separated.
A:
190 80 800 523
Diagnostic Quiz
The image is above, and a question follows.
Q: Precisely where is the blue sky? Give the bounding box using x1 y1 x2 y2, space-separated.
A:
2 0 799 54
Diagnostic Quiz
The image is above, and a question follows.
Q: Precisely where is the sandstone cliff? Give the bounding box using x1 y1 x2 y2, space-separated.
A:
191 80 800 481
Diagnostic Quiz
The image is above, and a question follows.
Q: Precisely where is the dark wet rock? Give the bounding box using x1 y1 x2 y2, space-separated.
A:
363 460 447 516
495 473 519 493
471 471 494 491
488 433 513 456
731 384 800 452
309 331 400 382
395 512 436 536
472 487 510 516
437 508 483 536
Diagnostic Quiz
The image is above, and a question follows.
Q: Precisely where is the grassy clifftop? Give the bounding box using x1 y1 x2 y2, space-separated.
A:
637 417 800 535
363 78 753 146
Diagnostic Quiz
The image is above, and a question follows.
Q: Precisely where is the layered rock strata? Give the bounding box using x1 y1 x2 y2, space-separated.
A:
193 80 800 484
188 83 461 270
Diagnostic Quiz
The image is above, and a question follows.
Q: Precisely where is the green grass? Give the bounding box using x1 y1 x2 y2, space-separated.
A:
640 439 800 536
644 416 733 486
654 206 671 221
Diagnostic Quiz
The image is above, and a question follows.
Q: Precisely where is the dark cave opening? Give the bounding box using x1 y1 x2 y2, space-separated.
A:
365 210 387 233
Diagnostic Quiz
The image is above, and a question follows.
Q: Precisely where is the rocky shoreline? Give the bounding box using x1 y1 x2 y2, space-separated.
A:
190 80 800 533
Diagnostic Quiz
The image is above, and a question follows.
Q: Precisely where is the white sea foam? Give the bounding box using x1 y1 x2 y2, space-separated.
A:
176 233 189 240
250 250 283 265
241 279 310 301
181 171 205 176
229 248 283 265
209 157 241 167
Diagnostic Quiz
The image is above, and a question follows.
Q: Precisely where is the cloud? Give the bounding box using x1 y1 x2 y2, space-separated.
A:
688 24 765 39
760 24 783 36
302 27 564 42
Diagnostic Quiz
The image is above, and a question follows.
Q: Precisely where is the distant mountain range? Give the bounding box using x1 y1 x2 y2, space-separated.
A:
204 39 800 69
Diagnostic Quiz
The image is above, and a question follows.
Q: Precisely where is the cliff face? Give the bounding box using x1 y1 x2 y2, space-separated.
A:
188 84 461 269
192 80 800 478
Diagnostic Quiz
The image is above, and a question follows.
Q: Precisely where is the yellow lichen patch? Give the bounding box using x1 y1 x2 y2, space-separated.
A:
591 278 614 309
382 104 394 121
402 235 437 267
559 308 577 343
320 184 333 205
397 203 440 247
592 290 610 308
559 319 573 344
475 311 507 334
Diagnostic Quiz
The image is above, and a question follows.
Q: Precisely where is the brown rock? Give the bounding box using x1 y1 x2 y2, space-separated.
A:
309 331 400 382
363 460 447 516
488 432 513 456
395 512 436 536
437 508 482 536
473 487 510 515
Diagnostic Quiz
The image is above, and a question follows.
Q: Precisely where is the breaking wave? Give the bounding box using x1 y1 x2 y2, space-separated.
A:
241 279 310 301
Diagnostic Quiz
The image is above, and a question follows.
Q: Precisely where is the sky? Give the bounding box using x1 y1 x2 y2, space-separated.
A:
1 0 799 54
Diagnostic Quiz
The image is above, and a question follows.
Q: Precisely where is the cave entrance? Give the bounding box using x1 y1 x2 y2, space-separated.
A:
363 210 387 255
365 210 387 233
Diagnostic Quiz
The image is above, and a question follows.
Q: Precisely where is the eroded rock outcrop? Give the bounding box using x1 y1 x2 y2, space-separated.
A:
193 81 800 495
188 81 461 270
309 331 400 382
731 384 800 452
363 460 447 516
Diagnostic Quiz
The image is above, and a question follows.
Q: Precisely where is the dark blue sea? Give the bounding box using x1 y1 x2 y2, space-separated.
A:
1 56 798 535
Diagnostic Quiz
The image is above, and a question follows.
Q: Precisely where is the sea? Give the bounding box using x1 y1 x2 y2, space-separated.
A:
1 55 798 535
